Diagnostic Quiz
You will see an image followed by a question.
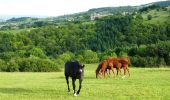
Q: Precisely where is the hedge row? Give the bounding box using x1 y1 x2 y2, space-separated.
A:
0 57 60 72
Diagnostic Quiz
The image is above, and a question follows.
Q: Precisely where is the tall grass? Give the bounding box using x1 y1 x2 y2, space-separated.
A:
0 64 170 100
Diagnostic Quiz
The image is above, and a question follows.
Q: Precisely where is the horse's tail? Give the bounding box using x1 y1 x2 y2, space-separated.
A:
127 57 131 67
96 63 101 78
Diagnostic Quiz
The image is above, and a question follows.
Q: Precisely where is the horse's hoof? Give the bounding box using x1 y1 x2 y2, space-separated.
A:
74 93 77 96
122 76 125 79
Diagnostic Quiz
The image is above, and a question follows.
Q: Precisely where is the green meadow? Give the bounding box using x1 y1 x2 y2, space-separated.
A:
142 9 170 23
0 64 170 100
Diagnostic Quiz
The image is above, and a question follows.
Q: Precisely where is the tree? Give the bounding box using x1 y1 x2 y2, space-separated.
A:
147 15 152 20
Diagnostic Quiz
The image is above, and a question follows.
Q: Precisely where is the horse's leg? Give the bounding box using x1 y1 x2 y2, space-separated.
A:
112 69 115 78
126 66 130 77
101 69 105 78
107 69 111 77
111 68 115 78
119 68 122 78
77 79 82 95
123 66 126 76
122 66 126 79
109 69 111 77
65 76 70 92
72 78 77 96
116 68 119 77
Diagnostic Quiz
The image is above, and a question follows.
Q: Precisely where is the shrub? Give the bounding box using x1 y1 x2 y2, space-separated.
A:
82 50 99 63
7 59 19 72
16 57 60 72
165 53 170 66
131 56 147 67
56 51 75 62
37 59 60 72
75 55 84 62
119 52 128 57
147 15 152 20
0 52 16 61
0 59 8 71
55 59 65 69
28 47 47 59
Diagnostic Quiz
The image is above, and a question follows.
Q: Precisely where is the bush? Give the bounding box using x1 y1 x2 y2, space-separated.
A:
119 52 128 57
56 51 75 62
128 47 137 56
131 56 145 67
98 50 117 61
82 50 99 63
165 53 170 66
28 47 47 59
7 59 19 72
0 52 16 61
147 15 152 20
0 59 8 71
75 55 84 62
157 58 166 67
55 59 65 69
37 59 60 72
16 57 60 72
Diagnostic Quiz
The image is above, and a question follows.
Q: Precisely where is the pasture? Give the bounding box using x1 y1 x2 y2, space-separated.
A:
0 64 170 100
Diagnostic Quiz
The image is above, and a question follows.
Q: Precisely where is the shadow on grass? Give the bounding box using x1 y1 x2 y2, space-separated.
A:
55 76 96 79
0 88 66 95
0 88 33 94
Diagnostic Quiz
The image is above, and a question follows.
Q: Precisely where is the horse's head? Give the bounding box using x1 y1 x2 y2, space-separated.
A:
78 63 85 78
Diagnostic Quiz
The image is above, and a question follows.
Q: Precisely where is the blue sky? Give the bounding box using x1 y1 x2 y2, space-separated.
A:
0 0 165 16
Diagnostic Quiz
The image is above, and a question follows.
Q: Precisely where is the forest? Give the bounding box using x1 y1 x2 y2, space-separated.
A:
0 4 170 72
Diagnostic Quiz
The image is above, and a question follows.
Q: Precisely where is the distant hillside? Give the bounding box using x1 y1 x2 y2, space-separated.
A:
0 0 170 30
42 0 170 22
141 6 170 23
0 19 5 22
152 0 170 7
88 6 137 14
6 17 39 22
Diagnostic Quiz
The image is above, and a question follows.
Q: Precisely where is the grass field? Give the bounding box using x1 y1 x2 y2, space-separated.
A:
0 64 170 100
142 9 170 24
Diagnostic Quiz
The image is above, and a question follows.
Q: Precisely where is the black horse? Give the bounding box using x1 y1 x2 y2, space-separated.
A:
64 61 85 96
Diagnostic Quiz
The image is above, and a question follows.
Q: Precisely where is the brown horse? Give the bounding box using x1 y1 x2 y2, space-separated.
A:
107 57 130 77
96 57 130 78
96 59 119 78
96 61 103 78
106 58 122 77
96 60 114 78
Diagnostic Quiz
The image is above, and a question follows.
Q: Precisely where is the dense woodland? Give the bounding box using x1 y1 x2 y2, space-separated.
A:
0 3 170 72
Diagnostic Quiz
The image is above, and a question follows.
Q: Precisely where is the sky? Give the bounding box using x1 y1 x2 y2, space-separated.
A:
0 0 166 17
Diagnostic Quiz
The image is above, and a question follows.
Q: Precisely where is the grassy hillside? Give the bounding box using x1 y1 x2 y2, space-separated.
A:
142 6 170 23
0 64 170 100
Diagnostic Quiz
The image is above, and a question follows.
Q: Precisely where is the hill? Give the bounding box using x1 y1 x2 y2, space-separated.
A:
0 1 169 30
141 6 170 23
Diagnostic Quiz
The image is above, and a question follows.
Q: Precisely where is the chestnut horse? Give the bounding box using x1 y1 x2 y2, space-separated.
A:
96 57 130 78
103 58 122 78
108 57 130 77
96 60 115 78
